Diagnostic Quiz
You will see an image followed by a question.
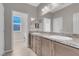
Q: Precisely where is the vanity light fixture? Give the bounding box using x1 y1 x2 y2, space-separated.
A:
41 8 45 12
31 17 35 21
41 3 60 15
41 5 50 15
46 3 60 11
51 3 59 7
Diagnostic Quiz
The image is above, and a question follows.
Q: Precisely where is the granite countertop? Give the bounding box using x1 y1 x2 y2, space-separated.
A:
31 32 79 49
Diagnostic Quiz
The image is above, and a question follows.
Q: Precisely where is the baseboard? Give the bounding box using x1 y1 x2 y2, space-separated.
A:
4 49 13 54
2 49 13 56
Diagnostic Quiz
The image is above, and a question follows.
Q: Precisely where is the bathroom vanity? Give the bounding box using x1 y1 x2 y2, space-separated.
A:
29 32 79 56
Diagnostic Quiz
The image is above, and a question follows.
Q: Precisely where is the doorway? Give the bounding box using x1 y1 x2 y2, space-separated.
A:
12 11 29 50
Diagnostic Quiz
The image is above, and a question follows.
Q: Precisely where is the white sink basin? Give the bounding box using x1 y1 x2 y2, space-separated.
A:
32 33 41 35
49 35 72 41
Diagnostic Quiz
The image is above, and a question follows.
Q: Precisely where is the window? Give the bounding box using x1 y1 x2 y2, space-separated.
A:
12 16 21 32
53 17 63 33
43 18 51 32
73 13 79 34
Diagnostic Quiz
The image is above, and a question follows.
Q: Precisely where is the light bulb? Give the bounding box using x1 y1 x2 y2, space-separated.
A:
31 17 35 21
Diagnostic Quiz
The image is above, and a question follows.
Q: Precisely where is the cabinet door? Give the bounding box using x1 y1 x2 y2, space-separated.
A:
36 36 42 56
46 39 52 56
51 40 54 56
30 35 33 49
41 38 52 56
54 42 79 56
32 35 37 53
41 38 46 56
32 35 35 52
29 34 31 48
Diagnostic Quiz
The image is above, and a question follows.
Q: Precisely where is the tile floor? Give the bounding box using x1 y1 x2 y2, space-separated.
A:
4 32 37 56
4 48 37 56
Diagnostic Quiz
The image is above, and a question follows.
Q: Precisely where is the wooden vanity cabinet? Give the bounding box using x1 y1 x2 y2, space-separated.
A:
29 34 54 56
54 42 79 56
29 34 79 56
30 34 42 55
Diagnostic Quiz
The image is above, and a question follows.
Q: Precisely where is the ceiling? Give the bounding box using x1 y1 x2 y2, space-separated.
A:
27 3 72 15
41 3 72 15
27 3 40 7
50 3 72 13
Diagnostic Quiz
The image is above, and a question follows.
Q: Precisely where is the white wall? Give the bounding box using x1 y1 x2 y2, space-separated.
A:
0 3 4 55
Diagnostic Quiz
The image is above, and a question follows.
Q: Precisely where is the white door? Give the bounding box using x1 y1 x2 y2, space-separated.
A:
0 4 4 55
12 11 29 48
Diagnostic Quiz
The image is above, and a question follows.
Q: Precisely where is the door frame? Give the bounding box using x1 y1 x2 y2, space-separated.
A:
11 10 29 49
0 3 4 55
